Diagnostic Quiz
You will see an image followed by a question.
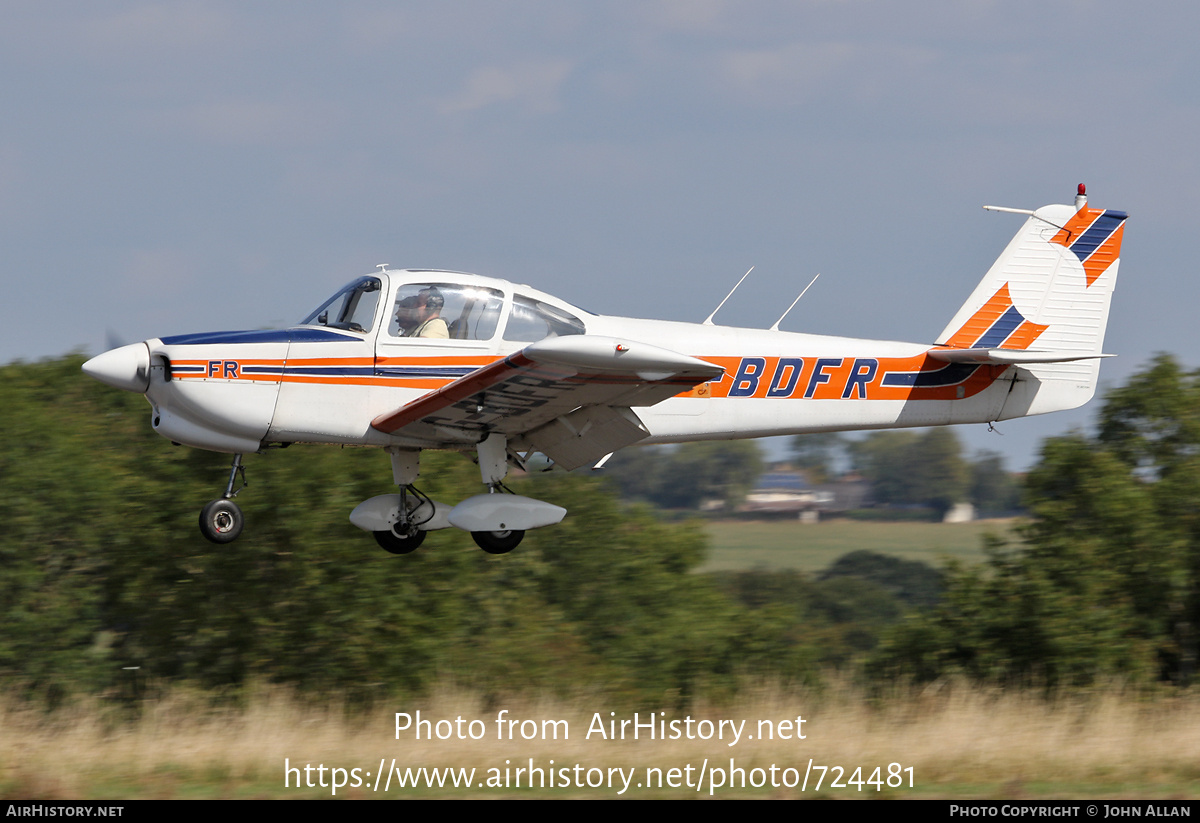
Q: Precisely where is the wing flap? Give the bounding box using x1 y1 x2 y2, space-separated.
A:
371 336 723 443
522 405 650 471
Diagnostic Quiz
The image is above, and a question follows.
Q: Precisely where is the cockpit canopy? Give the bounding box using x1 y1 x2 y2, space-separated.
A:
299 273 587 344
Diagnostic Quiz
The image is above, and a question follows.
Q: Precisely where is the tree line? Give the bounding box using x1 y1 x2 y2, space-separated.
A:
602 426 1021 517
1 353 1196 705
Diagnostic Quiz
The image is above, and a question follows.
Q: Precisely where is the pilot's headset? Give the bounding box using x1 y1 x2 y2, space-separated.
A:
421 288 445 314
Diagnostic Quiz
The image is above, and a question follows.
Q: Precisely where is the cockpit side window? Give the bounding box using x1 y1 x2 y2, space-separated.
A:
503 295 586 342
300 277 382 333
388 284 504 341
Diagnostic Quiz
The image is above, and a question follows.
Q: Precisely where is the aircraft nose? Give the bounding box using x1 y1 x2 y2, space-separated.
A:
82 342 151 393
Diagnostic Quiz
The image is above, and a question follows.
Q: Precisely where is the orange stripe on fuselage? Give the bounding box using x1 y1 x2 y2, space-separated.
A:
170 353 1007 403
699 354 1007 402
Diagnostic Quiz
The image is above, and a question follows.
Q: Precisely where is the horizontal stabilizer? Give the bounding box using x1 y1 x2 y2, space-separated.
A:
927 348 1116 365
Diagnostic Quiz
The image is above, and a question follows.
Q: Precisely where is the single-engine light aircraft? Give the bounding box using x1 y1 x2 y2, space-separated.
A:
83 185 1125 554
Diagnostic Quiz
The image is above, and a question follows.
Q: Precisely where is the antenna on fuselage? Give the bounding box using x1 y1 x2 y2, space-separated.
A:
769 273 820 331
703 266 754 326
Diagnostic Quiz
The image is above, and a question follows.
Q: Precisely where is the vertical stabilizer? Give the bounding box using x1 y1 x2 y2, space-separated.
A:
935 186 1126 416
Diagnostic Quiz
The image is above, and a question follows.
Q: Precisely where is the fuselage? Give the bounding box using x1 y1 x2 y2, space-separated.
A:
113 267 1026 456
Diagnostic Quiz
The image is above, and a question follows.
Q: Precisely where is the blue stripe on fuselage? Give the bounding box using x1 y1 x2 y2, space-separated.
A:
160 328 360 345
881 362 979 388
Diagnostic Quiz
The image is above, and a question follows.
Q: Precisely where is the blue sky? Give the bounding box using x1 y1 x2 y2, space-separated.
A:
4 1 1196 469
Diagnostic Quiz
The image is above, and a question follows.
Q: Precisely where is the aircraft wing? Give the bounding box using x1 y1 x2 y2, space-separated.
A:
371 336 724 470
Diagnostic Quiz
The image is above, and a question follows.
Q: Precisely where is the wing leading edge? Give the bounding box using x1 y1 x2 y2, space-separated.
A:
371 336 725 470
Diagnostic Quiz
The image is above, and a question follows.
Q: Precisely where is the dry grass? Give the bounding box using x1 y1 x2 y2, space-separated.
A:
3 680 1199 799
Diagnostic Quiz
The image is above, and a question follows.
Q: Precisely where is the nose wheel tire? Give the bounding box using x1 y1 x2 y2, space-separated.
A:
471 530 525 554
199 499 244 544
374 526 426 555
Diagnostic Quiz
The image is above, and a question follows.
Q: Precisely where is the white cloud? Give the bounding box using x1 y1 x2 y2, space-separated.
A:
438 60 574 115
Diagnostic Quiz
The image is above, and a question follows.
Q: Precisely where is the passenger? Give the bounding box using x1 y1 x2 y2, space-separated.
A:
412 288 449 338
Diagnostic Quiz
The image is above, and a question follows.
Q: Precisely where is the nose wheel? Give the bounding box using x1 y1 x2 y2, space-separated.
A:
199 453 247 544
200 498 244 544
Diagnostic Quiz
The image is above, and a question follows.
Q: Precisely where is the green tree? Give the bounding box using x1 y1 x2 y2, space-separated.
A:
1096 353 1200 681
849 429 967 516
968 450 1022 514
916 428 969 515
789 432 845 484
849 431 922 507
602 441 763 511
1098 354 1200 477
870 356 1200 687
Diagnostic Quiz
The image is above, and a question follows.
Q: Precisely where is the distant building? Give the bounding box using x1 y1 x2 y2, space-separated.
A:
740 471 831 517
942 502 976 523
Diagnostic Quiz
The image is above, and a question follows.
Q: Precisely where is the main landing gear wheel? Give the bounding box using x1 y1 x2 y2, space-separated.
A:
471 530 525 554
199 499 244 544
374 526 426 555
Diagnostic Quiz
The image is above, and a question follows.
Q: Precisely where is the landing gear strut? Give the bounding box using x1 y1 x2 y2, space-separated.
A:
199 453 246 544
373 484 431 554
350 441 562 555
468 435 526 554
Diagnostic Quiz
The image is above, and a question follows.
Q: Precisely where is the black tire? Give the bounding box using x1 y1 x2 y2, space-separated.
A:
199 499 244 544
374 526 426 555
471 529 524 554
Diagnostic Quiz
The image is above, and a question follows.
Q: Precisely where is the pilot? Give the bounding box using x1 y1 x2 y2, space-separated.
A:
394 294 422 336
412 288 449 338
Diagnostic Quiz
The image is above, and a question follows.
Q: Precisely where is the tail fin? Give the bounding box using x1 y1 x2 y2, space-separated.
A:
934 186 1126 416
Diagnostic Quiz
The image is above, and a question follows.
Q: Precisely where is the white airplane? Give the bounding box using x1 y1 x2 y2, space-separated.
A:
83 185 1125 554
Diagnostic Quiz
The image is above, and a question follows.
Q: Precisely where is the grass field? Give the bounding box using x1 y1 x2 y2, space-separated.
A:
700 518 1018 573
5 682 1198 799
